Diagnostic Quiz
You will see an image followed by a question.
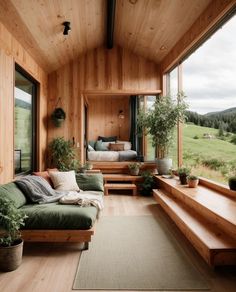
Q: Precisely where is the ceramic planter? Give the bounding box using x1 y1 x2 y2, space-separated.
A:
156 158 172 175
188 179 199 188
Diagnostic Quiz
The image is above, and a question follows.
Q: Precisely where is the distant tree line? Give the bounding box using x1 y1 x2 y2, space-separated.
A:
186 110 236 134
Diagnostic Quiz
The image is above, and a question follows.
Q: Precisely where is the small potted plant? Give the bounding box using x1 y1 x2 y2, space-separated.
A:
139 171 155 196
51 107 66 127
85 162 93 170
228 176 236 191
0 196 27 272
178 167 191 185
128 162 141 176
187 175 199 188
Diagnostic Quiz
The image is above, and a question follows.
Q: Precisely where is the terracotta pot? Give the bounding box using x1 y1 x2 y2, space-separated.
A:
0 239 23 272
188 179 199 188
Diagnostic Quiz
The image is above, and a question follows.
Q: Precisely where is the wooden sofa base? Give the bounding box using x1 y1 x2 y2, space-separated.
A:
21 229 94 250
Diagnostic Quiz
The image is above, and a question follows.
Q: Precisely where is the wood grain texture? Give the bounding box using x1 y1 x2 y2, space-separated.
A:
161 0 236 72
115 0 211 65
0 197 236 291
87 95 130 141
0 20 48 183
0 0 106 73
47 46 160 163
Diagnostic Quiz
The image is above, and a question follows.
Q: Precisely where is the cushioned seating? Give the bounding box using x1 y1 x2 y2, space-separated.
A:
21 203 98 230
0 173 104 247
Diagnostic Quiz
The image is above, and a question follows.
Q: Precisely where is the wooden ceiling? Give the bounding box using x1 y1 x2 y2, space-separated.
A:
0 0 211 72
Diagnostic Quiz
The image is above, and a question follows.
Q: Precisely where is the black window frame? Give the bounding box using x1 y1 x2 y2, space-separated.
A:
14 63 38 176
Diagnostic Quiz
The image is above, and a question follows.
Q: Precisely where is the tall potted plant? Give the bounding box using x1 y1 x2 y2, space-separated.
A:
0 196 27 272
49 137 78 171
137 92 188 174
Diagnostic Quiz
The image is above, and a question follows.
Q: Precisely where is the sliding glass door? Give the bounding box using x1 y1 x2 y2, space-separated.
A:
14 66 37 175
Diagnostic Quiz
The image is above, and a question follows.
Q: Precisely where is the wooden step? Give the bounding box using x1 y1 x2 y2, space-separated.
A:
104 183 137 196
156 176 236 240
103 174 143 184
153 189 236 266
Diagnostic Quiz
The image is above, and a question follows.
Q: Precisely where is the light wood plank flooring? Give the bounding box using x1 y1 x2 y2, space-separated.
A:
0 195 236 292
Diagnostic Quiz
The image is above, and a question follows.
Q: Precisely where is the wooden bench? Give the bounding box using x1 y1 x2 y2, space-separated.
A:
104 183 137 196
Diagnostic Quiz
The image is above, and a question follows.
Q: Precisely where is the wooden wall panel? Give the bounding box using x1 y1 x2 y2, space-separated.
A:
0 21 48 183
47 46 160 163
87 96 130 141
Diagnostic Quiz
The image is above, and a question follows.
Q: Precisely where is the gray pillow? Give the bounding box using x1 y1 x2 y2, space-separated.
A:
88 140 96 149
76 174 104 192
95 140 108 151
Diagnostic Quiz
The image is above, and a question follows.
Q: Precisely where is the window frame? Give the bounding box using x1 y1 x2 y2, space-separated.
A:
14 63 38 176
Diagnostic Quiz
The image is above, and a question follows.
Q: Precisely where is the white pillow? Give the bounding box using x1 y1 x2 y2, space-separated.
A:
116 140 131 151
88 145 95 151
49 170 80 191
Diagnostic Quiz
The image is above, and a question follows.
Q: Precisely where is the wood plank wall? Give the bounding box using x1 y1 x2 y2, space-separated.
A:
47 46 160 163
0 21 48 184
87 95 130 141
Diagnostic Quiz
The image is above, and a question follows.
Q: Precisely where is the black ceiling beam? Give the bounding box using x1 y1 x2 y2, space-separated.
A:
107 0 116 49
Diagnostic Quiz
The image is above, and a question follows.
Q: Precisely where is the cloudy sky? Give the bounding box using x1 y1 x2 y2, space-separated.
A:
182 14 236 115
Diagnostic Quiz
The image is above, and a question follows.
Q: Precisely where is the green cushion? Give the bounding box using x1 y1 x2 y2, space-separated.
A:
20 203 97 230
95 140 108 151
76 174 104 192
0 182 27 208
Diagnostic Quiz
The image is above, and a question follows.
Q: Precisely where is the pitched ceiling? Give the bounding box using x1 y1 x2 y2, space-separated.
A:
0 0 211 73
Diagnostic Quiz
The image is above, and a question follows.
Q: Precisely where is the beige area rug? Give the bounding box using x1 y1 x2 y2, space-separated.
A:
73 216 209 290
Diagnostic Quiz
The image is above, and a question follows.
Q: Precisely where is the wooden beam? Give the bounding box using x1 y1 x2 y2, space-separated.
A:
161 0 236 73
107 0 116 49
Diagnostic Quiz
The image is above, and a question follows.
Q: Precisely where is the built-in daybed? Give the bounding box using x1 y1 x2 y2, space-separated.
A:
0 173 104 249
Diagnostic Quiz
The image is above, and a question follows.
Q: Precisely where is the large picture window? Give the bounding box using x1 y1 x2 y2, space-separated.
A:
14 66 37 175
166 13 236 185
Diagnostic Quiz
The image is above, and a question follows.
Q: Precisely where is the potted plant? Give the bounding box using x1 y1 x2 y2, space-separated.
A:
228 176 236 191
0 196 27 272
139 171 155 196
51 107 66 127
49 137 78 171
85 162 93 170
178 167 191 185
128 162 141 176
137 92 188 175
187 175 199 188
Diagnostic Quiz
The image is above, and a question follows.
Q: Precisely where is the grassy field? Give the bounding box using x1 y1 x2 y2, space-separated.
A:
151 124 236 184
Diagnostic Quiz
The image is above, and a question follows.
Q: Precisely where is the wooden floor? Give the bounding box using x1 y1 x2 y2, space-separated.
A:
1 195 236 292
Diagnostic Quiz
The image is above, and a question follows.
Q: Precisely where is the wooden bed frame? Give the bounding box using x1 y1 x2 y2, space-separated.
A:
21 228 94 250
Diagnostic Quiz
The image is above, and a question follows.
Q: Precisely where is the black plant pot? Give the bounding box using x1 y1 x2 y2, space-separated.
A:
228 177 236 191
179 174 188 185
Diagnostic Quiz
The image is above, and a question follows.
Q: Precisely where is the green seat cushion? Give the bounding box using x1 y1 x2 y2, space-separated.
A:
0 182 27 208
20 203 97 230
76 174 104 192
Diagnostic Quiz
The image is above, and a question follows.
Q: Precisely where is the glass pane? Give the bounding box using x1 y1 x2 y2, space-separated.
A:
145 96 156 161
182 15 236 185
14 71 34 174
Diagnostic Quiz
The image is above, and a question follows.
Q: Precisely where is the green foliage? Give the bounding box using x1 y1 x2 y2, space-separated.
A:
139 171 155 196
51 108 66 120
0 197 27 247
193 135 199 139
202 158 226 171
230 135 236 145
137 92 188 158
49 137 78 171
177 167 191 176
128 162 141 170
188 175 199 180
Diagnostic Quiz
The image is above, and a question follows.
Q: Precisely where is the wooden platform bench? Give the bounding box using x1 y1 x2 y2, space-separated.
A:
104 183 137 196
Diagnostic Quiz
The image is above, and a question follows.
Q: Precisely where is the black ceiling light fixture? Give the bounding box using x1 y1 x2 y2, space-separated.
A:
62 21 71 35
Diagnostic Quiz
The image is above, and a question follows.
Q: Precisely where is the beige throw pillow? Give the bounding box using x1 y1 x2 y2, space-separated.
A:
49 170 80 191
